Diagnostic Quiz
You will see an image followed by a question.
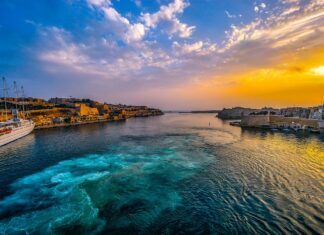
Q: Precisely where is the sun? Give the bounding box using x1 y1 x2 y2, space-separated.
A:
311 66 324 76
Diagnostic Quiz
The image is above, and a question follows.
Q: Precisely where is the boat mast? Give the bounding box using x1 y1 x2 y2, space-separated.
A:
2 77 8 121
13 81 19 118
21 86 25 114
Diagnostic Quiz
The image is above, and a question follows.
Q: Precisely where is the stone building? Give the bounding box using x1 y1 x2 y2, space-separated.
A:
75 103 99 117
241 113 319 129
309 106 324 120
280 107 310 118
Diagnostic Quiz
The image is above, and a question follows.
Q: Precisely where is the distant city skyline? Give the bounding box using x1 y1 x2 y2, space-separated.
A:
0 0 323 110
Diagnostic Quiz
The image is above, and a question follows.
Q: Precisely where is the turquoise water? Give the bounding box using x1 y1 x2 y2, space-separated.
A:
0 114 323 234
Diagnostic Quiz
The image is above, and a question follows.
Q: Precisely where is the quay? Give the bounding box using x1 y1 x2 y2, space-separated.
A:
34 118 126 130
240 114 323 134
220 106 324 134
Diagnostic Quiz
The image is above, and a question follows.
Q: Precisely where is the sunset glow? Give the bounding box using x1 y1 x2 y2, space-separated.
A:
311 66 324 76
0 0 323 109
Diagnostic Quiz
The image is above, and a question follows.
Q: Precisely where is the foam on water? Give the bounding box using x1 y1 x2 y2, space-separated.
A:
0 132 213 234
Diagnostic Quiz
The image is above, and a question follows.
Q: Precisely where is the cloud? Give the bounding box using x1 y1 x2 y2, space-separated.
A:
225 11 236 19
260 3 266 9
224 7 324 50
254 6 259 12
33 0 324 108
103 7 129 25
38 1 324 83
254 3 266 13
141 0 195 38
40 0 324 78
173 41 217 55
37 26 176 82
168 19 195 38
38 27 110 77
125 23 146 42
87 0 110 7
280 0 300 4
141 0 188 27
88 0 146 43
86 0 195 43
173 41 203 53
281 6 300 16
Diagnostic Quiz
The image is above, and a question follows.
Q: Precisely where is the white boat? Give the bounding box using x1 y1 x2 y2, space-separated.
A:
0 119 35 146
1 77 35 147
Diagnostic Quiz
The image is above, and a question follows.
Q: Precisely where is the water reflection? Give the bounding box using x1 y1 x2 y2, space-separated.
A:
0 132 36 158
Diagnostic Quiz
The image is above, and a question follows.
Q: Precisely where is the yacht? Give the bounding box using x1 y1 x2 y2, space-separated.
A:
0 118 35 146
0 78 35 147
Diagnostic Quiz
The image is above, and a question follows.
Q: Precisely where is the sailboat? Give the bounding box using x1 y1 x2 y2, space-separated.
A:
0 77 35 147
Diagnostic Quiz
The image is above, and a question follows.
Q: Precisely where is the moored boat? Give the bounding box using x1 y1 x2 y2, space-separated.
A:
0 119 35 146
0 77 35 147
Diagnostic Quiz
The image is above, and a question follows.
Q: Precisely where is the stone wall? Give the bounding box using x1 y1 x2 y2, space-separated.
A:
269 116 319 128
75 103 99 116
241 115 319 128
241 115 270 127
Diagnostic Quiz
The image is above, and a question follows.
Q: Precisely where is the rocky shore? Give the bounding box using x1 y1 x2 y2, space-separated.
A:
0 97 163 129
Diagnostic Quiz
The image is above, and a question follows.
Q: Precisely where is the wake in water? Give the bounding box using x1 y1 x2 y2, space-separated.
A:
0 131 217 234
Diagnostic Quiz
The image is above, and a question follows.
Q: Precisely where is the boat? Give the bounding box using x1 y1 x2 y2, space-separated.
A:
0 78 35 147
291 126 301 132
0 119 35 146
309 128 320 134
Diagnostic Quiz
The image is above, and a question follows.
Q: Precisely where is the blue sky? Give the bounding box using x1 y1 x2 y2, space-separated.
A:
0 0 323 109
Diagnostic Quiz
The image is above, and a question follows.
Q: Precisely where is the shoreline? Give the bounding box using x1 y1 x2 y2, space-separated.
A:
34 119 125 130
34 114 163 130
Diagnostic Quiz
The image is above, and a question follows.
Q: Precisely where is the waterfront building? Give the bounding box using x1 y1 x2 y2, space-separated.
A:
75 103 99 117
241 111 319 129
280 107 310 118
97 103 111 115
309 106 324 120
48 97 81 106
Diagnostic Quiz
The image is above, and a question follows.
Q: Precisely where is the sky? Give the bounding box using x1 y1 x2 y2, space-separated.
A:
0 0 323 110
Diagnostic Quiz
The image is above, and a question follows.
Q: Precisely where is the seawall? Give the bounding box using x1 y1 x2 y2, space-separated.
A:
241 115 319 128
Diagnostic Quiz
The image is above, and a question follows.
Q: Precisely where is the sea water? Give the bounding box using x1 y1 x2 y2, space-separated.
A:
0 114 323 234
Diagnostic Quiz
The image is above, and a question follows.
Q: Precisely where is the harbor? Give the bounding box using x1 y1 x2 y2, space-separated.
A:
218 106 324 134
1 78 163 141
